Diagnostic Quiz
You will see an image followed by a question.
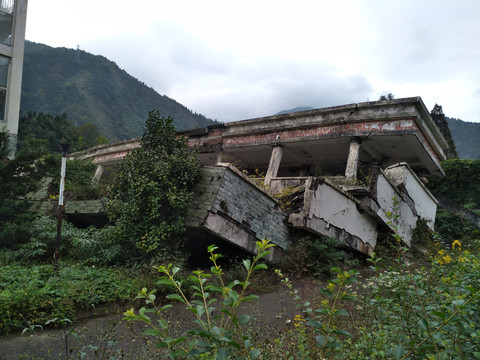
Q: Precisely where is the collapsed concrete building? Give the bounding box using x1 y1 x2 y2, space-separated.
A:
68 97 447 260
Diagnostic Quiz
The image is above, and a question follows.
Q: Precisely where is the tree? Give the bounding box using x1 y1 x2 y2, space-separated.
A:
430 104 458 159
0 132 46 248
379 93 394 101
106 111 200 262
17 112 109 154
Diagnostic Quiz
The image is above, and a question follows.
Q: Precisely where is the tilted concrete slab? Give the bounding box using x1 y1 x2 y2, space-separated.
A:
289 177 378 255
384 162 438 229
186 165 290 260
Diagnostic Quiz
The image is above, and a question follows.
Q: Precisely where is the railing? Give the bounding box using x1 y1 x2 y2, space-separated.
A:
0 0 14 14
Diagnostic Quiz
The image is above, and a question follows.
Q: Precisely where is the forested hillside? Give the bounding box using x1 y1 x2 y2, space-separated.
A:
20 42 216 142
447 117 480 159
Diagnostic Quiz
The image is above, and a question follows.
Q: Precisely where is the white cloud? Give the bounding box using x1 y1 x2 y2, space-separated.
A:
25 0 480 122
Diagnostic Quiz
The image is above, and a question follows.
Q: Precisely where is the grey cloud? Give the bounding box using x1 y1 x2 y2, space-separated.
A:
86 25 375 122
178 59 375 121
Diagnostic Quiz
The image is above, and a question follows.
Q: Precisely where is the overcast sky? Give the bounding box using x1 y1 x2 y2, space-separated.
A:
26 0 480 123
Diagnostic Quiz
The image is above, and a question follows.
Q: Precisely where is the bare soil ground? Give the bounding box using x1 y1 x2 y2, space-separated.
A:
0 277 322 360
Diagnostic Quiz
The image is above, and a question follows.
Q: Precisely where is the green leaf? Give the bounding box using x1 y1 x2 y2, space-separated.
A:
243 259 251 271
389 345 406 360
249 348 261 359
319 288 333 297
238 314 251 324
207 244 218 253
315 334 326 346
307 319 323 329
330 267 342 274
418 318 429 332
335 309 349 316
241 294 259 303
333 328 352 337
217 347 232 360
227 280 240 289
157 278 175 287
166 294 185 303
253 263 268 271
143 328 162 336
452 299 465 306
417 344 436 354
432 311 447 321
257 250 272 259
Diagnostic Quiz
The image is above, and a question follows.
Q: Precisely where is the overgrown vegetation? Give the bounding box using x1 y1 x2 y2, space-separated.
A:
0 132 46 248
0 216 116 264
0 264 140 335
2 106 480 358
105 111 201 263
118 226 480 359
428 158 480 209
280 234 359 277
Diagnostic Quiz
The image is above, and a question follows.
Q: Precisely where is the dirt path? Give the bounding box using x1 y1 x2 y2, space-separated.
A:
0 279 318 359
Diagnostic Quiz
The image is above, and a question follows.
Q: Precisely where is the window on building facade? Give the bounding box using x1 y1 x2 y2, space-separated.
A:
0 55 8 121
0 0 14 45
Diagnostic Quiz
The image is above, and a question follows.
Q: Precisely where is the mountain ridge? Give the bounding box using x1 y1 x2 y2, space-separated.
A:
20 41 217 142
446 117 480 159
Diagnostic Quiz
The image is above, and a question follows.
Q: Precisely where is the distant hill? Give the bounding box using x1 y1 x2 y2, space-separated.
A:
20 41 217 142
276 106 314 115
447 117 480 159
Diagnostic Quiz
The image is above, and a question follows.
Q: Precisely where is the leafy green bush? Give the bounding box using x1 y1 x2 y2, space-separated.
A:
344 240 480 360
0 216 123 265
106 111 200 263
124 240 275 359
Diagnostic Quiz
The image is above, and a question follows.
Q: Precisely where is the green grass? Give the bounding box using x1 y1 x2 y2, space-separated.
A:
0 263 141 335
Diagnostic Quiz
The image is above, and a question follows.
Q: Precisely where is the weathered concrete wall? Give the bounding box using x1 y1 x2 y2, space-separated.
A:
289 178 378 255
384 163 438 229
187 165 291 258
374 172 417 246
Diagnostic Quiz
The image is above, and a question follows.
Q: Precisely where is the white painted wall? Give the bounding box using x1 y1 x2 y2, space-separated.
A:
385 163 438 229
308 182 378 250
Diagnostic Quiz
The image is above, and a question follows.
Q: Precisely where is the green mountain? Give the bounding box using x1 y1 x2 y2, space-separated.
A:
447 117 480 159
276 106 314 115
20 41 216 142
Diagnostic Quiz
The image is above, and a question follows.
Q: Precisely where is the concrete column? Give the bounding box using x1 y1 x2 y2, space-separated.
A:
215 150 223 165
345 138 362 179
265 145 283 185
4 0 28 158
92 164 104 184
